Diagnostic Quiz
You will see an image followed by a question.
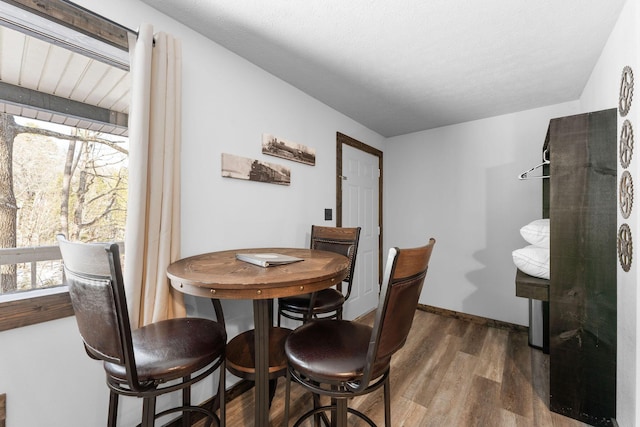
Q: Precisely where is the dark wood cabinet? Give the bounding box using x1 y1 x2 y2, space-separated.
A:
548 109 617 426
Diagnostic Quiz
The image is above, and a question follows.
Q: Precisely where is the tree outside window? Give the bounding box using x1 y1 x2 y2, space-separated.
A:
0 114 128 293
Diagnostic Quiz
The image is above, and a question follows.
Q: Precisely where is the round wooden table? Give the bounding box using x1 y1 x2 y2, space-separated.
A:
167 247 349 427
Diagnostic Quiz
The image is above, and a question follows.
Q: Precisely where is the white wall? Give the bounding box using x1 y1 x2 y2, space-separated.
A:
580 0 639 425
0 0 384 426
384 101 579 326
0 317 108 426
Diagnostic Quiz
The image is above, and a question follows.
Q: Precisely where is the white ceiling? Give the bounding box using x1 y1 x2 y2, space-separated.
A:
139 0 627 137
0 24 130 136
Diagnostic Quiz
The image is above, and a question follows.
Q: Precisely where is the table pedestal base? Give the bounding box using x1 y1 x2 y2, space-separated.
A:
226 300 292 426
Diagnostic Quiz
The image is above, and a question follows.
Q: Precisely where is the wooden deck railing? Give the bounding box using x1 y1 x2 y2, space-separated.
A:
0 244 64 291
0 242 124 293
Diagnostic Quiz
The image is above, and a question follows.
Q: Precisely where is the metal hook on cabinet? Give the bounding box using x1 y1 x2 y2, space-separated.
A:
518 149 550 180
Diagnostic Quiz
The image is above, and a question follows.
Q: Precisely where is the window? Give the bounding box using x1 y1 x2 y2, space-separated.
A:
7 118 128 288
0 0 132 330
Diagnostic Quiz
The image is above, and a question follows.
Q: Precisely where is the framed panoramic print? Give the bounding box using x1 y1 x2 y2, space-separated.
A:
221 153 291 186
262 134 316 166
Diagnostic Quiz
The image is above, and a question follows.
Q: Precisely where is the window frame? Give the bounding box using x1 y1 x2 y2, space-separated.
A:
0 288 73 331
0 0 132 331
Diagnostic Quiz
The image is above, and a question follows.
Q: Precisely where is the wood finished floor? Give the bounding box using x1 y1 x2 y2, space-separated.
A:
215 309 591 427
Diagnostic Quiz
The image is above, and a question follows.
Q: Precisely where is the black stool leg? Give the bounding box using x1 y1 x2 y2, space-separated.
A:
335 398 348 427
182 379 191 427
141 396 156 427
108 391 118 427
219 359 226 427
269 378 278 407
384 375 391 427
284 370 292 426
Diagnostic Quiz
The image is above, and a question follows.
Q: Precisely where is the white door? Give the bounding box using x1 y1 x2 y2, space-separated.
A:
341 144 380 319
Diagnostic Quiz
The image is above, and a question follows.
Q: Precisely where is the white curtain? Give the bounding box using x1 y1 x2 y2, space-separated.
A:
125 24 185 328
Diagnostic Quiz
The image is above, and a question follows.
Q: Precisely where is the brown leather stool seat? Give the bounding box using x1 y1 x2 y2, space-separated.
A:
225 326 291 381
286 320 387 383
104 317 226 384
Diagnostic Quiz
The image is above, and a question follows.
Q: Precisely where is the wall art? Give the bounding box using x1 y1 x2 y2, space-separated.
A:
619 119 634 168
619 66 634 117
221 153 291 186
618 223 633 272
262 134 316 166
620 170 633 219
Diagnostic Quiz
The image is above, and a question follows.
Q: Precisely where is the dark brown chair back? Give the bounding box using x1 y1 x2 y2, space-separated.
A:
363 238 435 385
57 235 140 387
310 225 361 298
